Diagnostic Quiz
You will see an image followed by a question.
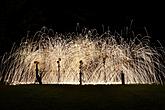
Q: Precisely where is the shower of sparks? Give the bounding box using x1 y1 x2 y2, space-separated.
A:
0 27 165 85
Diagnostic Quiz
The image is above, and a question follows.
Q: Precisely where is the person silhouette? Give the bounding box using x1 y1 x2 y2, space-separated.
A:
79 60 83 85
121 71 125 85
34 61 42 84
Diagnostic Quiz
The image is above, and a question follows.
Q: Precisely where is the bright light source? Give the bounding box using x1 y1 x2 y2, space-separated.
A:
1 27 165 85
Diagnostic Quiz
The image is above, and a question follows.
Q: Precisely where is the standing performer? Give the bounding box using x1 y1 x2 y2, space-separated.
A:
34 61 42 84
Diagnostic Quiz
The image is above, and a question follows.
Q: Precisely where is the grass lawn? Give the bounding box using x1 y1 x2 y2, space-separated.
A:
0 84 165 110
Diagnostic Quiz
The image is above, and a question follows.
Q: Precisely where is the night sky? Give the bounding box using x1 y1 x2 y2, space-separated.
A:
0 1 164 55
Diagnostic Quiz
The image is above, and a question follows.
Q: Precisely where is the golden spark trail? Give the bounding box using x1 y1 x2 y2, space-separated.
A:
0 27 165 85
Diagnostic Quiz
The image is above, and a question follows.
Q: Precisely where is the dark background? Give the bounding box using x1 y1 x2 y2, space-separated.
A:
0 0 164 55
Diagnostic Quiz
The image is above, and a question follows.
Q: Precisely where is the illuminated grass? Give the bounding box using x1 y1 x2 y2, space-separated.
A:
0 84 165 110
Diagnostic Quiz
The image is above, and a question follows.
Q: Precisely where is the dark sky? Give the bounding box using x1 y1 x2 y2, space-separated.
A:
0 0 164 55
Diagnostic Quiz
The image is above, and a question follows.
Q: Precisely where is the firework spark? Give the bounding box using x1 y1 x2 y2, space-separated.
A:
0 27 165 85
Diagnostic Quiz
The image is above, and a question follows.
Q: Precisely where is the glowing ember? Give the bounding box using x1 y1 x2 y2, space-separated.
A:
0 27 165 85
